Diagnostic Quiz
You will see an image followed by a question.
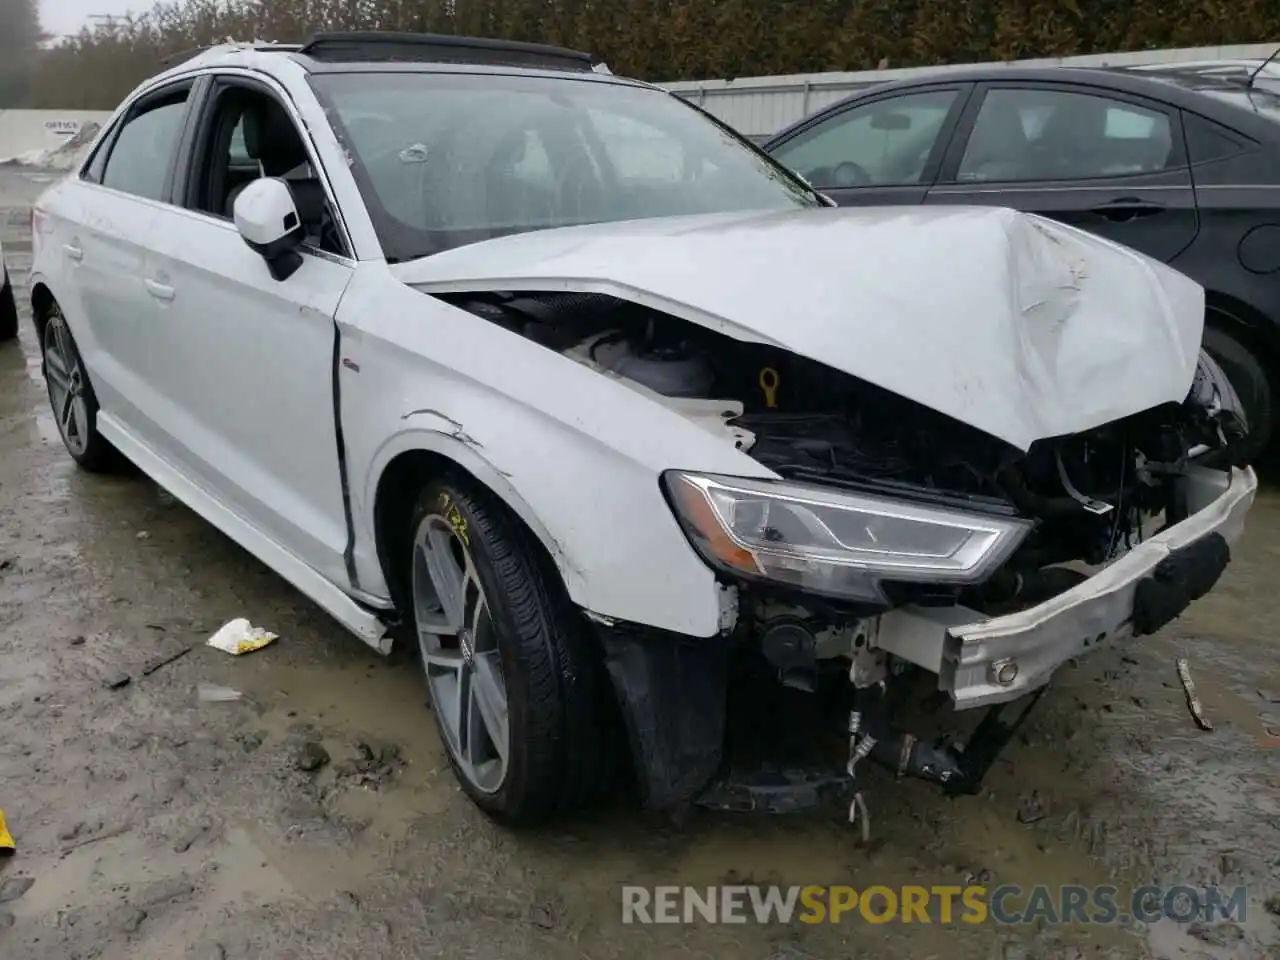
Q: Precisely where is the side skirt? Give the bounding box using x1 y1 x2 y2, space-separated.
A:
96 411 392 653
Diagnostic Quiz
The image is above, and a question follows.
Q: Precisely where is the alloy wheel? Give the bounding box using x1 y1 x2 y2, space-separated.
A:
412 511 511 794
43 313 90 459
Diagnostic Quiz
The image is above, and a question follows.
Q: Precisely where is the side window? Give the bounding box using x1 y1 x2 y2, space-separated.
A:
769 90 959 189
956 88 1177 183
186 84 346 257
1182 112 1249 165
100 91 189 202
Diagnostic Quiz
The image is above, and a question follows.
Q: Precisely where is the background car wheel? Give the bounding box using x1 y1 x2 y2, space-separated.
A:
0 270 17 343
1202 321 1274 462
42 303 119 472
407 475 612 825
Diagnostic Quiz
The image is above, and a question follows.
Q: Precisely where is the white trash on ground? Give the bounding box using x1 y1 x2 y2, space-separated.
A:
197 683 243 702
207 618 278 656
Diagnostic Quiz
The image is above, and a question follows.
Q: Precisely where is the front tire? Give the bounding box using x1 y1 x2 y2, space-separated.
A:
0 270 17 343
407 475 611 825
42 303 118 472
1202 321 1273 462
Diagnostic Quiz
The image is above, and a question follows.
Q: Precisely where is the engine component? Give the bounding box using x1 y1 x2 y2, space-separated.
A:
759 617 818 692
588 333 715 398
451 290 1245 619
847 639 887 688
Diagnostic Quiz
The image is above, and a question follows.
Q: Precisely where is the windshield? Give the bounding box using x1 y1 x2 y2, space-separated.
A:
310 71 820 261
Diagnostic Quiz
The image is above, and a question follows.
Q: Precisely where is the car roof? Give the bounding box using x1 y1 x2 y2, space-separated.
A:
841 63 1275 99
766 62 1280 144
144 32 653 92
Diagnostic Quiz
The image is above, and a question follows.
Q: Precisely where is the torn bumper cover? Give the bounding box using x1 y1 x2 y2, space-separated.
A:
874 465 1256 710
599 464 1256 813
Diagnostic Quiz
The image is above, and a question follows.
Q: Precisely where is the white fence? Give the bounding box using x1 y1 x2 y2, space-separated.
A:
661 42 1280 139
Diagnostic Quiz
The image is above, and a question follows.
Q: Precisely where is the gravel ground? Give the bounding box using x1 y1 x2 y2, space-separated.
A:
0 167 1278 960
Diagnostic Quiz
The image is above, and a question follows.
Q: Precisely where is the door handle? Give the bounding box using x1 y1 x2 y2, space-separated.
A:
1090 198 1166 223
64 244 83 262
145 279 175 302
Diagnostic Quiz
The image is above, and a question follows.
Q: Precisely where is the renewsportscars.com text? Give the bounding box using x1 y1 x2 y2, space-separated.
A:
621 884 1249 926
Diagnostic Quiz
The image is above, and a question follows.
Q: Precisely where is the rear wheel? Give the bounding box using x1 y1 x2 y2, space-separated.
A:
42 303 119 472
407 475 611 825
0 269 17 342
1202 320 1273 462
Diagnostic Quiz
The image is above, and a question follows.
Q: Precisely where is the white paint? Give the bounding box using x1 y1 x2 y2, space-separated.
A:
22 42 1237 659
395 204 1205 452
29 44 785 642
231 178 300 247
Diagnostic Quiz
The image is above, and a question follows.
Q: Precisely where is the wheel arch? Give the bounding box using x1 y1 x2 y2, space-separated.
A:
368 432 585 626
29 280 56 344
1202 289 1279 456
1203 289 1280 363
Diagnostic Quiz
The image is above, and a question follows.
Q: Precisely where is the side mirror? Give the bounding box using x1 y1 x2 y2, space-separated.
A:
233 177 304 282
870 112 911 131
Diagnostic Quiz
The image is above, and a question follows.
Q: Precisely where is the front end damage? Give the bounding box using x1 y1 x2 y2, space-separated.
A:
403 208 1259 817
439 283 1256 816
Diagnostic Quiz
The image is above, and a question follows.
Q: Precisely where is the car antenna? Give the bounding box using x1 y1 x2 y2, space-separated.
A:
1246 45 1280 88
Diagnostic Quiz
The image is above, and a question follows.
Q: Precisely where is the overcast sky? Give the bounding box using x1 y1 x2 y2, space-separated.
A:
41 0 140 39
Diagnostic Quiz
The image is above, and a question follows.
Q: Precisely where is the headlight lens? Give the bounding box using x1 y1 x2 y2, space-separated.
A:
664 471 1031 603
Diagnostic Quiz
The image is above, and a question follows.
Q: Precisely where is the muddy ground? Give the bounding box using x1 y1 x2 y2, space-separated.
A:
0 167 1277 960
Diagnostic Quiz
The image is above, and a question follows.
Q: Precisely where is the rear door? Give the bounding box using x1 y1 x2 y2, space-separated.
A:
55 80 196 432
766 85 973 206
927 82 1199 263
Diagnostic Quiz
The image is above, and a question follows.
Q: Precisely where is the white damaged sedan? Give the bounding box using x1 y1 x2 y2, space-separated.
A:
29 33 1256 824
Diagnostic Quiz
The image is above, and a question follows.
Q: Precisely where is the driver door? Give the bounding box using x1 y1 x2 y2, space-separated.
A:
767 85 973 206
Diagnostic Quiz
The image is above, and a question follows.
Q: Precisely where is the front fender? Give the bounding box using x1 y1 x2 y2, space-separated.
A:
339 264 777 638
359 421 592 604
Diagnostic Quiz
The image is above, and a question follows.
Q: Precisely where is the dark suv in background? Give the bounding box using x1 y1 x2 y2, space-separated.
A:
765 63 1280 459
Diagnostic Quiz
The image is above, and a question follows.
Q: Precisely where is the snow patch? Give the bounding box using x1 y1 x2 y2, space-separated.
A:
0 121 101 171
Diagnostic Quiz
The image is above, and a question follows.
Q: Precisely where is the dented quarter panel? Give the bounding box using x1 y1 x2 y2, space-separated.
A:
335 263 780 637
392 205 1206 452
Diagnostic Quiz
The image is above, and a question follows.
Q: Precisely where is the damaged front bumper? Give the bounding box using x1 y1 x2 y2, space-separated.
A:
873 465 1257 710
597 465 1257 815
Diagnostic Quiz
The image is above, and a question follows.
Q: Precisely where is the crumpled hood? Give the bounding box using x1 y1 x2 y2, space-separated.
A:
391 205 1204 451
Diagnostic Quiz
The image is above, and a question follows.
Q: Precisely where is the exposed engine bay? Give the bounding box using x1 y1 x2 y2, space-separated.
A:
448 288 1248 595
444 287 1254 816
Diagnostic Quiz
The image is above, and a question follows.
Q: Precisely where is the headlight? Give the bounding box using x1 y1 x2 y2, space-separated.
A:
664 471 1032 603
